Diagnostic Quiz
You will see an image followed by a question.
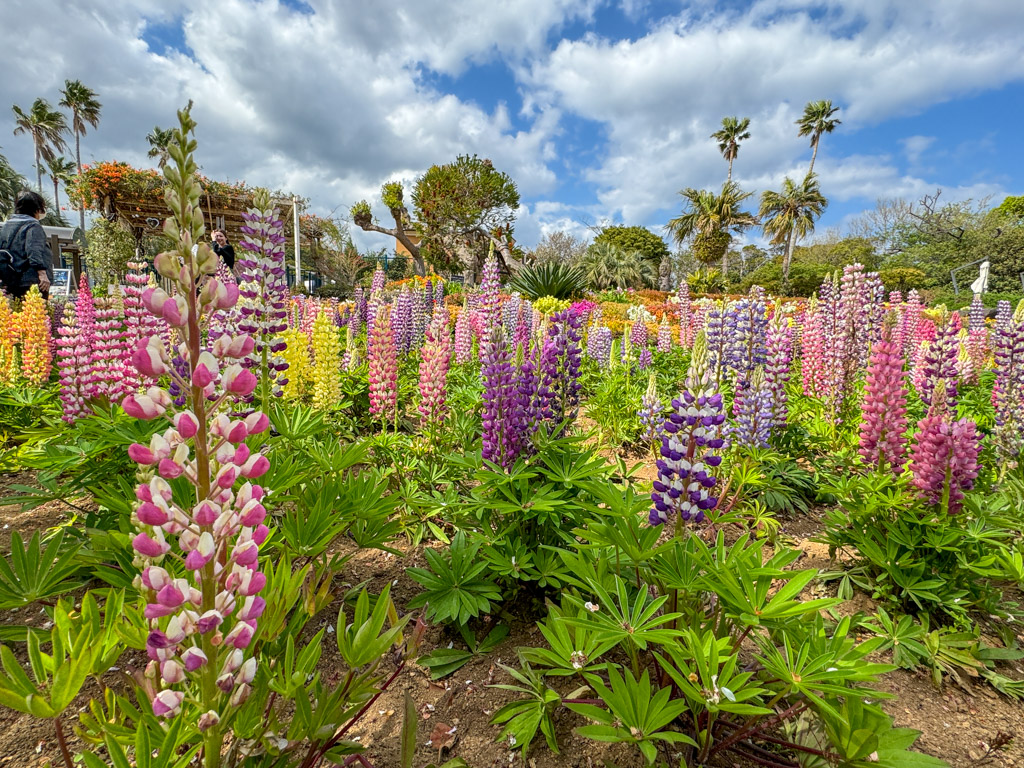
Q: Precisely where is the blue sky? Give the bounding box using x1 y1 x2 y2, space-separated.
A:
1 0 1022 252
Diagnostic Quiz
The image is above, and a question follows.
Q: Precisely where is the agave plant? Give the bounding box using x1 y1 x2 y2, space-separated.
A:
507 262 585 300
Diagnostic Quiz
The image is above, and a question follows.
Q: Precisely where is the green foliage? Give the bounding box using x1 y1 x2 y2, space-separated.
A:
0 530 85 611
412 154 519 272
85 218 136 288
593 225 670 264
740 259 832 296
419 624 509 679
507 261 585 299
576 242 657 290
407 531 502 624
879 266 928 293
686 267 726 294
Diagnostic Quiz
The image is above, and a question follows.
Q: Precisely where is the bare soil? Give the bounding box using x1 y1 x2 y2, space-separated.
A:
2 474 1024 768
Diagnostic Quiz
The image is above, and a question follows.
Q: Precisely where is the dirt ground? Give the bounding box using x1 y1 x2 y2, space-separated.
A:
2 474 1024 768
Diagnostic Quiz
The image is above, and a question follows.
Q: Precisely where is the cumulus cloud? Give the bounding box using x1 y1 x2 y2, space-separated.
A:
0 0 1020 254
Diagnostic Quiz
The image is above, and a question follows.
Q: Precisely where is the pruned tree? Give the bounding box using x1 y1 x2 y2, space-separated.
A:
352 155 520 281
530 231 589 264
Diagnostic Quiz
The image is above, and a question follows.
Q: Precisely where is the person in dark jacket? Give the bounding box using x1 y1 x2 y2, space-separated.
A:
0 191 53 299
212 229 235 270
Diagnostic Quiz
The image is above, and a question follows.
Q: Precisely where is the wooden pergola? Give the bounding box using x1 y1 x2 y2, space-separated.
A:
99 189 297 246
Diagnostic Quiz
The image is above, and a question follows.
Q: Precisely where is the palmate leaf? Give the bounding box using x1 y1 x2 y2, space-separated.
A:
0 530 86 610
408 532 502 625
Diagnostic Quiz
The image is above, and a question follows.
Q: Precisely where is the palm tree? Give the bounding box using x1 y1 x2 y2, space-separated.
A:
796 100 841 175
574 242 655 290
759 173 828 289
46 156 76 213
711 116 751 182
146 126 175 169
0 150 25 219
59 80 102 234
11 98 68 193
666 181 758 276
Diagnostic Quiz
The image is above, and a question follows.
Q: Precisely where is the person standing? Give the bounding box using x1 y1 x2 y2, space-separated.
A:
0 191 53 299
211 229 235 270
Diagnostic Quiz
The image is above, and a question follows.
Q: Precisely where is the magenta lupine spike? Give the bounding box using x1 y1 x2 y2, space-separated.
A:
418 313 452 428
56 308 87 423
800 301 826 397
764 309 793 430
858 323 908 474
479 249 502 330
235 193 290 405
93 291 131 404
368 307 398 424
900 290 925 361
124 259 165 390
918 311 959 411
992 300 1024 459
454 300 472 364
908 381 981 515
657 314 672 353
124 109 267 729
649 333 725 527
513 302 531 353
72 273 101 401
677 282 693 348
481 325 519 468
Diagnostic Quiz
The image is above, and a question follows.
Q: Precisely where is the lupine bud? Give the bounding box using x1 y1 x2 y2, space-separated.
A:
133 531 170 557
197 710 220 731
152 689 184 718
197 610 223 634
222 365 258 396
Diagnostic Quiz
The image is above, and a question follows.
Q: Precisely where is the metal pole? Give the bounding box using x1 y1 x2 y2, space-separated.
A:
292 195 301 289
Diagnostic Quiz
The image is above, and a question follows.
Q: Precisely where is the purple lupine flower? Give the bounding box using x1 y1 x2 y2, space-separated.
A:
235 191 290 405
587 323 613 368
538 309 583 431
513 302 531 353
391 287 414 355
424 279 434 321
705 300 737 387
968 294 986 331
503 293 520 336
730 368 772 448
637 347 653 370
677 282 693 348
992 300 1024 459
657 314 672 353
411 288 426 350
454 300 473 364
649 332 725 527
481 325 519 468
513 341 543 457
764 308 794 431
435 279 444 306
354 286 367 332
730 286 768 381
918 310 959 412
638 372 664 444
479 250 502 330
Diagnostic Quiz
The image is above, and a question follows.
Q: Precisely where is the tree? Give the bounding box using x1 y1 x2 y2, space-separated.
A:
353 155 520 280
0 150 25 219
711 116 751 182
759 173 828 289
574 242 655 291
796 100 841 175
45 156 76 213
530 231 589 264
666 181 758 276
11 98 68 193
59 79 101 234
592 225 670 265
146 126 175 169
847 197 914 256
995 195 1024 225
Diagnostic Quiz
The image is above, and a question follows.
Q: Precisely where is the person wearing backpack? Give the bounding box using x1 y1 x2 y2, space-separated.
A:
0 190 53 299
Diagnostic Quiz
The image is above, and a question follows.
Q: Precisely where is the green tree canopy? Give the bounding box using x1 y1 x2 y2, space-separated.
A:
592 225 670 265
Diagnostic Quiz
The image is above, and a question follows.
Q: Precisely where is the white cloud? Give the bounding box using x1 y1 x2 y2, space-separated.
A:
901 136 936 165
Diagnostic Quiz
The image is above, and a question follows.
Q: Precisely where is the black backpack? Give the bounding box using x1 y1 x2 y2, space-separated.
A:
0 247 17 295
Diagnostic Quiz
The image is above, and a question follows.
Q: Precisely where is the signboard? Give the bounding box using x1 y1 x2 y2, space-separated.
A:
50 269 71 297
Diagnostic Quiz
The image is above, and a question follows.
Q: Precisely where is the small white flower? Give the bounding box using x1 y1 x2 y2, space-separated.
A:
584 601 599 612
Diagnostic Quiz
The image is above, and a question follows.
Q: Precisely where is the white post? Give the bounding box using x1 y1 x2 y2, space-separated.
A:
292 195 301 289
